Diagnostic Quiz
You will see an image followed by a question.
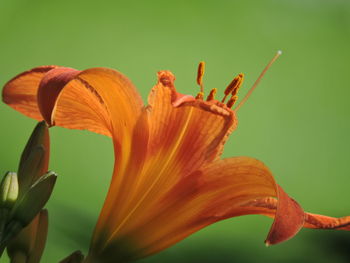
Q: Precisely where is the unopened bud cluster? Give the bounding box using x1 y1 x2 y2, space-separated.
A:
0 121 57 262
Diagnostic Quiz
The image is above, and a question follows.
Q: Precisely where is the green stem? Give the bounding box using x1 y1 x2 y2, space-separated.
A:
0 244 5 258
0 208 9 241
0 221 23 257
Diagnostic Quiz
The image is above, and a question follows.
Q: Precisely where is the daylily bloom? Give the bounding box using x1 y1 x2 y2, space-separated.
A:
2 55 350 263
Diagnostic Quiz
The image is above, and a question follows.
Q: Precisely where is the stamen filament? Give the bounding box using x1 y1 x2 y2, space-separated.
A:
234 51 282 112
195 92 204 100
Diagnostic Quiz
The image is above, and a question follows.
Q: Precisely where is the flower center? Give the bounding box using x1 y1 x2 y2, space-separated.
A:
195 61 244 109
194 51 282 112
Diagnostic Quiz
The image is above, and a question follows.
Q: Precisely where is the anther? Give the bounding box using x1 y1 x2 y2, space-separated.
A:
206 88 217 101
197 62 205 94
221 74 244 103
226 96 238 108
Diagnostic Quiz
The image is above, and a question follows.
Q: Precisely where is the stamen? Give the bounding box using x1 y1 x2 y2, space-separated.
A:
231 74 244 97
221 73 244 103
195 92 204 100
226 96 238 108
206 88 217 101
234 50 282 112
197 61 205 94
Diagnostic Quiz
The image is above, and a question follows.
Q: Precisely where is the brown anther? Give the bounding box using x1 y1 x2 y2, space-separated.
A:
222 73 244 103
206 88 217 101
226 95 238 108
195 92 204 100
197 62 205 93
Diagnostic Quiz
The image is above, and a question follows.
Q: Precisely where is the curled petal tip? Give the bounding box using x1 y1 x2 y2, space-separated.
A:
265 186 305 245
157 71 175 87
37 67 81 126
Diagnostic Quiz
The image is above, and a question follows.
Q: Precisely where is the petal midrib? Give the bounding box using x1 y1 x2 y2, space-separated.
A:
103 106 195 248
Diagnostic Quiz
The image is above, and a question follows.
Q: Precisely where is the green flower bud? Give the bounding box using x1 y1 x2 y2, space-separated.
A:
17 121 50 198
11 171 57 227
0 172 19 208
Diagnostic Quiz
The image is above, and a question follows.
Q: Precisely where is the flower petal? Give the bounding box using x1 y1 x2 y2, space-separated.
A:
264 185 304 245
92 157 304 261
3 66 144 155
37 67 81 125
87 71 239 261
37 67 144 139
147 71 237 165
91 108 151 253
304 213 350 230
141 157 304 253
3 66 58 120
242 197 350 231
121 71 237 222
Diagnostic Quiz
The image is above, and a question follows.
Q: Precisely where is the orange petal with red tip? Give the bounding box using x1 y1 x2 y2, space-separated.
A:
37 67 81 125
129 156 279 258
197 158 304 246
88 74 305 260
242 197 350 231
3 66 144 140
92 157 304 260
265 185 304 245
38 67 144 139
3 66 59 120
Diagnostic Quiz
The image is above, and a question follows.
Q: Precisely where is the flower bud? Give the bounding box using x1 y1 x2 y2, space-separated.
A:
11 171 57 227
17 121 50 198
0 172 19 208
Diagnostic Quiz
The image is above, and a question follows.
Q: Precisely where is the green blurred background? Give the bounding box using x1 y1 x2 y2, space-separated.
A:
0 0 350 262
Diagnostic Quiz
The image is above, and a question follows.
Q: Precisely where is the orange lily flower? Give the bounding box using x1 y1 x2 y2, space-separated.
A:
2 55 350 263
